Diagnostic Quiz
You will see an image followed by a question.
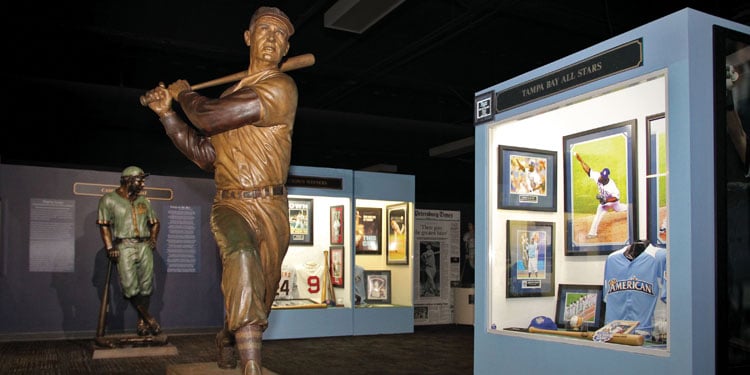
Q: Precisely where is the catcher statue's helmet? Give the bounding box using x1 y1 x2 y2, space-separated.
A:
600 168 610 178
121 166 149 178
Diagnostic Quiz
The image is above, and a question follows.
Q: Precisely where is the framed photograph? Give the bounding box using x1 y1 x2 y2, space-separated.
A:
506 220 555 298
554 284 605 330
498 145 557 211
364 270 391 304
645 113 668 247
289 198 314 245
329 246 345 287
386 203 409 265
330 205 344 245
355 207 382 254
563 119 637 255
596 319 639 335
418 240 441 298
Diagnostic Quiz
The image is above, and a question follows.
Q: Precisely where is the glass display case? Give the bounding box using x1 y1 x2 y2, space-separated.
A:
485 73 669 351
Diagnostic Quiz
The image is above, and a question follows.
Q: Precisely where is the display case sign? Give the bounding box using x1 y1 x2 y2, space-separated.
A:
494 38 643 113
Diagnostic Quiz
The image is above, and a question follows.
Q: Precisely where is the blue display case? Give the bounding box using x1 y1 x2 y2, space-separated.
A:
473 8 749 374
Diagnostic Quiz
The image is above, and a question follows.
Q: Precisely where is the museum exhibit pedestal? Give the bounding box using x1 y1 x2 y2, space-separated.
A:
454 287 475 325
166 362 278 375
91 334 177 359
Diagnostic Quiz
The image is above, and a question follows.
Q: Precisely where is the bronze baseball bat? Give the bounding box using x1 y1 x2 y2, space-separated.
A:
95 259 113 338
139 53 315 106
528 326 645 346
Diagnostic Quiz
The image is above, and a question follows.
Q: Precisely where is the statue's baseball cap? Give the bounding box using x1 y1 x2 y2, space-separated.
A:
250 6 294 35
528 316 557 330
121 166 149 178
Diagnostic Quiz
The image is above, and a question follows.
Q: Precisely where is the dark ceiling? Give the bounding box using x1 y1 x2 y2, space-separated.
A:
3 1 748 204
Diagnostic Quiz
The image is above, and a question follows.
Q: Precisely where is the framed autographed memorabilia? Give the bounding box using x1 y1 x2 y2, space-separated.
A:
498 145 557 212
289 198 314 245
386 203 409 265
329 246 345 287
506 220 554 298
563 119 637 255
554 284 604 329
364 270 391 304
355 207 382 255
330 205 344 245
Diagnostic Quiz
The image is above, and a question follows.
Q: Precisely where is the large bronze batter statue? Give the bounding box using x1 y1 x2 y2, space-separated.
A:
142 6 297 374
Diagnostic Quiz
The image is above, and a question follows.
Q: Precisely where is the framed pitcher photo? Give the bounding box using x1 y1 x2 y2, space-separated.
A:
386 203 409 265
498 145 557 212
289 198 314 245
563 119 637 255
330 205 345 245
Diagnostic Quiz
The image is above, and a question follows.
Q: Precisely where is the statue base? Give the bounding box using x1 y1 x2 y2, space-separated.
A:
166 362 278 375
92 333 177 359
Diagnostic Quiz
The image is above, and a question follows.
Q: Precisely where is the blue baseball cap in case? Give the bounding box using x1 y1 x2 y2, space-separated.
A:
528 316 557 330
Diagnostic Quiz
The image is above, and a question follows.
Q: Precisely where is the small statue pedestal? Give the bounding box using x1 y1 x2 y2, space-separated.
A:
91 333 177 359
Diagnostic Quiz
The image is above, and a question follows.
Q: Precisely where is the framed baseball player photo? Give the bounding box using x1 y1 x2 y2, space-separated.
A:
497 145 557 212
364 270 391 304
386 202 409 265
505 220 555 298
563 119 637 255
330 205 345 245
554 284 604 330
329 246 345 287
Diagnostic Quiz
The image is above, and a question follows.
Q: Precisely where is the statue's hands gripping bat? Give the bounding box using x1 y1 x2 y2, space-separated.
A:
139 53 315 106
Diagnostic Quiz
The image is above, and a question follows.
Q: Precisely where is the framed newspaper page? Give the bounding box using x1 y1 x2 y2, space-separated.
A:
289 198 314 245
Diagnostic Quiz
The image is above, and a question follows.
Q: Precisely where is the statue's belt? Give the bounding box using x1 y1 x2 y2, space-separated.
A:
114 237 151 245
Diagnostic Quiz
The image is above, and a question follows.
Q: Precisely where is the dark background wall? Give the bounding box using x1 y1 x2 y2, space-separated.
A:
0 164 223 339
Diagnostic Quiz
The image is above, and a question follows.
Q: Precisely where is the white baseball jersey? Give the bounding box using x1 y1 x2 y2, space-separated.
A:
275 264 296 301
275 261 325 303
590 170 620 202
294 261 325 303
603 244 665 334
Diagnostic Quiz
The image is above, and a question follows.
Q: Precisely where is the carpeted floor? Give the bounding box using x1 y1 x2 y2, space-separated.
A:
0 324 474 375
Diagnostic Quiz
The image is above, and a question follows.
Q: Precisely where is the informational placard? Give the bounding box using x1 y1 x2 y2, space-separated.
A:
164 205 201 273
413 209 460 325
29 199 75 272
